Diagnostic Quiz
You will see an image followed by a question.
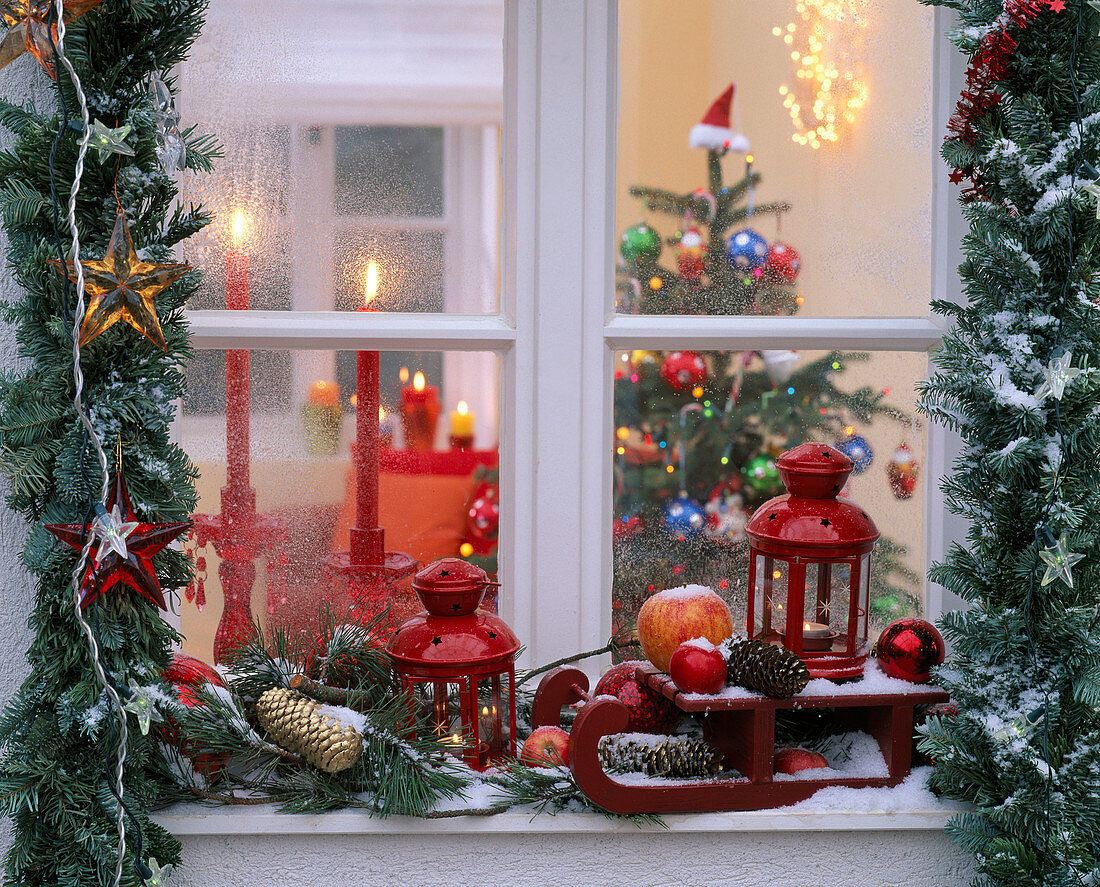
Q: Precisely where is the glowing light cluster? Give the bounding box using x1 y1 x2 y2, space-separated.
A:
773 1 868 149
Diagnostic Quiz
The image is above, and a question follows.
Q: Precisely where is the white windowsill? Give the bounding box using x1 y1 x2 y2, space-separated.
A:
155 804 960 836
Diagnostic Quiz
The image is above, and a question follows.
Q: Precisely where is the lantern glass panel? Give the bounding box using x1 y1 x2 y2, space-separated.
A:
753 554 791 641
858 553 872 644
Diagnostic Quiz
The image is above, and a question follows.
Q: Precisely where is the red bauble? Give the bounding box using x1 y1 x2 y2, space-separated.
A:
764 242 802 283
669 641 727 694
612 511 647 541
466 488 499 541
594 662 680 733
659 351 707 390
887 443 919 500
875 618 945 683
160 653 229 778
774 747 829 775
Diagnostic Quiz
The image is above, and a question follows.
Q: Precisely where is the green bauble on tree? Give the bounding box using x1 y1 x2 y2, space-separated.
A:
619 221 662 265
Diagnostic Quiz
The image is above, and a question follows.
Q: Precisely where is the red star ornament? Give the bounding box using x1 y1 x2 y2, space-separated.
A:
1048 0 1066 12
0 0 102 79
45 472 191 610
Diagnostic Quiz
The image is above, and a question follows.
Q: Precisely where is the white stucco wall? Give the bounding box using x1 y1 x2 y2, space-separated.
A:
0 51 973 887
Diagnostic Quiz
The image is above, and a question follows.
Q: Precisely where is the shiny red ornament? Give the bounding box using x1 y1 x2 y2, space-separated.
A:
659 351 707 390
593 661 679 733
466 488 499 542
389 558 519 770
45 472 191 610
874 618 945 684
613 511 647 541
676 225 707 281
764 242 801 283
887 442 920 500
160 652 229 778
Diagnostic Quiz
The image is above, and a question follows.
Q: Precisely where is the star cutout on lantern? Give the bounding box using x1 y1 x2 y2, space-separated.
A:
45 471 191 610
0 0 101 79
488 631 497 639
821 518 831 527
1083 181 1100 220
89 502 138 563
820 450 832 458
1038 532 1084 589
768 513 778 521
122 679 163 736
440 570 450 578
49 208 189 351
1034 349 1083 402
89 119 134 160
145 858 174 887
431 636 442 646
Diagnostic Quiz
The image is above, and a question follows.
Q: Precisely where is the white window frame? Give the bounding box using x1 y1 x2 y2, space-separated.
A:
184 0 968 674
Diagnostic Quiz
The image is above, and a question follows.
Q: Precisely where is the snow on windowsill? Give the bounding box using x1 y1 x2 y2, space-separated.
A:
154 767 966 836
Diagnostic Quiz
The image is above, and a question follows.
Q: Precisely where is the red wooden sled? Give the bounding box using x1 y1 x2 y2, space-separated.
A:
530 664 948 814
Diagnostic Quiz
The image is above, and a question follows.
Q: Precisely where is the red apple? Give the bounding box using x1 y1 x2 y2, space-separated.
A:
774 747 830 775
636 584 734 673
669 640 727 694
520 726 570 768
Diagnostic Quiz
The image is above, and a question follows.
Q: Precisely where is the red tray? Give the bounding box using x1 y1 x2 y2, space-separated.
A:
530 664 948 814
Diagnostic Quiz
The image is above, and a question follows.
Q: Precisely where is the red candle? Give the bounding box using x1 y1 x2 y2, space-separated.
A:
225 212 250 501
351 260 384 567
400 372 441 450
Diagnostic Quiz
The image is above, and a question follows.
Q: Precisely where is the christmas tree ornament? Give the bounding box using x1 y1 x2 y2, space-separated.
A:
89 501 139 563
659 350 707 390
760 349 799 385
886 442 919 499
50 208 189 350
1038 530 1084 589
663 494 706 540
1034 348 1082 402
619 221 662 265
703 480 749 543
688 83 750 153
255 686 364 774
690 188 717 222
726 638 810 698
870 593 904 624
741 452 781 497
676 224 707 281
612 510 646 540
725 228 769 272
873 618 945 684
160 653 230 779
88 119 135 161
122 679 163 736
835 433 874 473
45 471 191 610
466 487 499 542
0 0 102 79
151 73 188 174
593 662 680 733
630 349 659 366
598 734 724 778
764 242 802 282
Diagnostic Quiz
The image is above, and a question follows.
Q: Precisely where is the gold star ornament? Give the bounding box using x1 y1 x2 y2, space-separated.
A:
51 209 189 350
0 0 102 79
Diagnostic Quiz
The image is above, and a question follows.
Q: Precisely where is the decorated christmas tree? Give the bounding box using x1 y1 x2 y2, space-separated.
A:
916 1 1100 883
0 1 219 883
612 85 921 632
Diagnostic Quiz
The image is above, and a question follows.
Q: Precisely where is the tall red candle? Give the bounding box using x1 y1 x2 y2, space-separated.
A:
225 218 250 503
351 260 384 567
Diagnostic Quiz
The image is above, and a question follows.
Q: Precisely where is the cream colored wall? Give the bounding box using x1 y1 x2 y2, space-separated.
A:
617 0 935 587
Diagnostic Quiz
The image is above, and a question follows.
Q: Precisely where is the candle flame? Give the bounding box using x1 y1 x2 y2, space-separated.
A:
379 405 385 421
481 706 489 716
804 622 812 631
363 259 379 306
413 372 425 392
230 210 248 247
350 394 358 408
457 400 469 416
451 733 462 745
399 366 409 384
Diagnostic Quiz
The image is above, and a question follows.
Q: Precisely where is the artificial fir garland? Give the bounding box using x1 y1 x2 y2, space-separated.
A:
918 0 1100 883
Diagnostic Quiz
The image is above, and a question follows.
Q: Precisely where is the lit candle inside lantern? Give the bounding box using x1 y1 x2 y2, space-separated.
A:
401 371 441 450
378 404 395 448
449 400 475 449
802 620 833 651
352 259 383 567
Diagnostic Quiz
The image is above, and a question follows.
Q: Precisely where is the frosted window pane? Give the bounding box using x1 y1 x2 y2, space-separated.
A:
334 127 444 217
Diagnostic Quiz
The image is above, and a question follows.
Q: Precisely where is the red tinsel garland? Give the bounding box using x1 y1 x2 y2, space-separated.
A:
947 0 1063 197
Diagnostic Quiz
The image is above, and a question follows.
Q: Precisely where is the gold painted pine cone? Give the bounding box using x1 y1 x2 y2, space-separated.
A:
256 686 363 773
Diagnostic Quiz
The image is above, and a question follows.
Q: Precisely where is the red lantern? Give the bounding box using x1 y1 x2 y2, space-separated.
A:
744 443 879 680
388 558 519 770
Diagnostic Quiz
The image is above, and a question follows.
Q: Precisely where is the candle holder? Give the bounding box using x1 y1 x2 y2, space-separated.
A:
743 442 879 680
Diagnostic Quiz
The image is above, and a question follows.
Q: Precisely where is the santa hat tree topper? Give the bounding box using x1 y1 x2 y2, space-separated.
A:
689 83 750 153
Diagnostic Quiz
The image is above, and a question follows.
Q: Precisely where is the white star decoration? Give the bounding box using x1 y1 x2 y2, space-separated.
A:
122 680 162 736
1083 181 1100 220
1038 532 1084 589
89 503 138 563
145 858 173 886
1035 349 1083 402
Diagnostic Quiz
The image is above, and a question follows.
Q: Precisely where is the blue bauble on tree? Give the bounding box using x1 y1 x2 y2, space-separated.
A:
725 228 769 272
663 494 706 540
836 434 874 474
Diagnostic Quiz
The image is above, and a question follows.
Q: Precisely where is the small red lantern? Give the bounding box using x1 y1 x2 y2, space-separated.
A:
388 558 519 770
744 443 879 680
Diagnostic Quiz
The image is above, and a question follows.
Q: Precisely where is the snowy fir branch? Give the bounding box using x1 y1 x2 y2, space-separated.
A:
918 0 1100 883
